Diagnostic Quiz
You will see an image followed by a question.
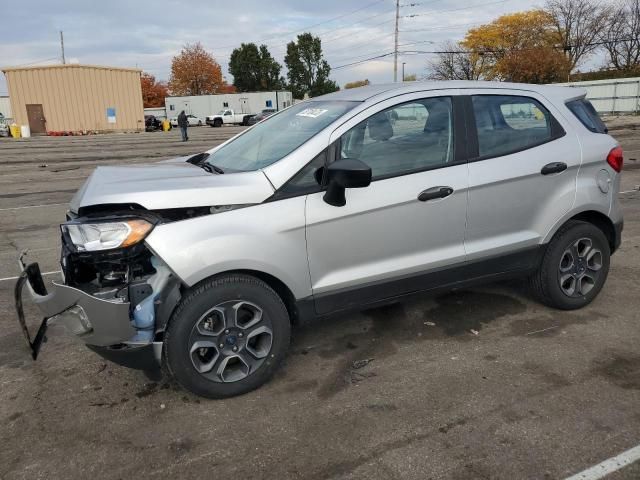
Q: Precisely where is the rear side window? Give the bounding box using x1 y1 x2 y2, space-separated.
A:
471 95 565 159
566 99 607 134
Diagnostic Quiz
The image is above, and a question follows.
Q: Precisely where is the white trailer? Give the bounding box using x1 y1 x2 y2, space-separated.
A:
165 91 293 123
0 96 12 120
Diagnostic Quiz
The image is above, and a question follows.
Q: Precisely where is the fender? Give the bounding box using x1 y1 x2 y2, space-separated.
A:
144 196 311 300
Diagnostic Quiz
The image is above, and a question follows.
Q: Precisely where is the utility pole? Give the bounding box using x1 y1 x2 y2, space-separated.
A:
60 31 66 64
393 0 399 82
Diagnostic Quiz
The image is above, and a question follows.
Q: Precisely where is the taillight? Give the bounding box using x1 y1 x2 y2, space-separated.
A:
607 146 623 172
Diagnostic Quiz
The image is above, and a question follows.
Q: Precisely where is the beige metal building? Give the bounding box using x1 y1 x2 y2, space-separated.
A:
2 64 144 134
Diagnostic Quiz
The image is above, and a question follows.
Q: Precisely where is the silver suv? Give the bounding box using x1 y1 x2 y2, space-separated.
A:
16 81 623 398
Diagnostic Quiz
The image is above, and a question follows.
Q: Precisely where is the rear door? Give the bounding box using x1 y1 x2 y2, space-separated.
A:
304 91 470 314
464 90 580 264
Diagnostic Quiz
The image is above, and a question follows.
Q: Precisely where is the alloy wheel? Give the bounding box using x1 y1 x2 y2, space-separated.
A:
188 300 273 383
558 237 603 297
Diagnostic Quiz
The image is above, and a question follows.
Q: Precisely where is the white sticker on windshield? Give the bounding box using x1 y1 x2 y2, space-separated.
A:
296 108 328 118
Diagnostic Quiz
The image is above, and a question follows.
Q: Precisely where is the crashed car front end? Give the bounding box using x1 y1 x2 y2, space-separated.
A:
15 210 183 370
13 156 276 370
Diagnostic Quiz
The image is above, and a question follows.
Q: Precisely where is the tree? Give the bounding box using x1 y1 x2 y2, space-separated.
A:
229 43 283 92
140 72 168 108
427 41 486 80
169 42 226 95
344 79 370 89
545 0 611 71
285 33 339 98
600 0 640 72
499 47 574 83
461 10 571 83
217 83 237 94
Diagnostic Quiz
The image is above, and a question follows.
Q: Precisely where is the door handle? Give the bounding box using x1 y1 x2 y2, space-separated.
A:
418 186 454 202
541 162 567 175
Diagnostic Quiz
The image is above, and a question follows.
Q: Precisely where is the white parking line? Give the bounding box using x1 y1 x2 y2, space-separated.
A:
0 270 61 282
565 444 640 480
0 203 66 212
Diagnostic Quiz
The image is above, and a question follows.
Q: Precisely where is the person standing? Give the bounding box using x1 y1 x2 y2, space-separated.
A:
177 110 189 141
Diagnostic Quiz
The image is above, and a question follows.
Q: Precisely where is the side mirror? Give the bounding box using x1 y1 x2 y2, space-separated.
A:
323 158 372 207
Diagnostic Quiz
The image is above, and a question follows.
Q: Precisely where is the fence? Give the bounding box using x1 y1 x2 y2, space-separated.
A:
555 77 640 115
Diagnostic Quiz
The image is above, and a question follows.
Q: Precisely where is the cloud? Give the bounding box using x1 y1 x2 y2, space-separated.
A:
1 0 589 95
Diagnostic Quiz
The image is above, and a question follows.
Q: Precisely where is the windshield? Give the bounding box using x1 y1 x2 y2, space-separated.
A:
207 101 358 171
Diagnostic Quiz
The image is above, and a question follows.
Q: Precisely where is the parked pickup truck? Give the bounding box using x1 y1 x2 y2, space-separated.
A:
206 109 255 127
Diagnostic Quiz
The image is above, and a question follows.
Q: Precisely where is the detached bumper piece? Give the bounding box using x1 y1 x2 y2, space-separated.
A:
14 264 49 359
14 258 135 360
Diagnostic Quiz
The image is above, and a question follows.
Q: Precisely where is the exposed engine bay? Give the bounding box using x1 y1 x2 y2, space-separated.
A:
59 206 211 344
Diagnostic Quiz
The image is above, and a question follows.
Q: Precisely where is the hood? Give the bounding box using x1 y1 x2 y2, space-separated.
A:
69 160 275 213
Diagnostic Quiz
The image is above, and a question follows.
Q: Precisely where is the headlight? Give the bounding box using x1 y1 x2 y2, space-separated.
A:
62 219 153 252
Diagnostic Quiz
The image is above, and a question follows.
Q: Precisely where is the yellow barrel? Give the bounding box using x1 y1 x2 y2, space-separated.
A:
162 119 171 132
9 124 21 138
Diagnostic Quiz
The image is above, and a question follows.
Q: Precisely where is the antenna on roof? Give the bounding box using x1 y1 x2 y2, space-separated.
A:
60 31 66 65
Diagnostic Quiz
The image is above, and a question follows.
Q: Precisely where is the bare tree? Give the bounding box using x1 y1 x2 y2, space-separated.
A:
426 41 485 80
546 0 610 71
600 0 640 71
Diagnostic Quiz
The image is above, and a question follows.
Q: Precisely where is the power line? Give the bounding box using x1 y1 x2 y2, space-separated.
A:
399 21 484 33
6 57 59 68
334 52 396 69
335 35 640 70
209 1 394 53
403 0 512 18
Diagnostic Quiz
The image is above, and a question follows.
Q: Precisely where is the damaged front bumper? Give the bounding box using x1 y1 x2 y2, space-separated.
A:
14 252 166 369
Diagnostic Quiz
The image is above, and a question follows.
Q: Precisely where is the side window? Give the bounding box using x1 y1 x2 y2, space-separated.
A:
339 97 454 180
223 102 229 108
277 150 327 197
471 95 563 158
566 98 607 133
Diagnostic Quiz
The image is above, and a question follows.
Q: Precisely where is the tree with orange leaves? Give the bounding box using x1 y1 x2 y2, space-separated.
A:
140 72 168 108
461 10 570 83
169 43 228 96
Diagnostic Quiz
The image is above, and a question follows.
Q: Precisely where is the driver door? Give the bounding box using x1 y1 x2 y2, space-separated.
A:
305 91 470 315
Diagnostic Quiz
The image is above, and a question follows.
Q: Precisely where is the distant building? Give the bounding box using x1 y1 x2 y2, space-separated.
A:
144 107 167 119
0 96 12 119
165 91 293 120
1 64 144 134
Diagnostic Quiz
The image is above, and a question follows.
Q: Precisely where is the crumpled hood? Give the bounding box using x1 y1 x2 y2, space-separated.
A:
69 160 274 213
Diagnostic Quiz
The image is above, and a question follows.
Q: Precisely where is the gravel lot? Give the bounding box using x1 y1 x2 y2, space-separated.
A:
1 124 639 480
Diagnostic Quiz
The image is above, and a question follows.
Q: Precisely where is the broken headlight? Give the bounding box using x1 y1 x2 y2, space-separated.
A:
61 219 153 252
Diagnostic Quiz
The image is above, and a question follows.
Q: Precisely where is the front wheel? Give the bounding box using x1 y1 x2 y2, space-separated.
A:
213 119 222 128
529 221 610 310
164 274 290 398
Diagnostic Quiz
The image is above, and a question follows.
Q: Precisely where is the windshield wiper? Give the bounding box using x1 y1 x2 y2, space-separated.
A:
199 162 224 174
207 163 225 174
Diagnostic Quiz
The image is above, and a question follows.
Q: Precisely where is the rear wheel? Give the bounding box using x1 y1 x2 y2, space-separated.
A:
164 274 290 398
197 120 202 126
529 221 610 310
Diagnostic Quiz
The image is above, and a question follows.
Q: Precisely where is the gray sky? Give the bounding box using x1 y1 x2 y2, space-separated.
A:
0 0 605 95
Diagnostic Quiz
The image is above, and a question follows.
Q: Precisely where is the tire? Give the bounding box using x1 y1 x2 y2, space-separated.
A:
529 220 610 310
164 274 290 398
198 120 202 126
214 119 222 128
